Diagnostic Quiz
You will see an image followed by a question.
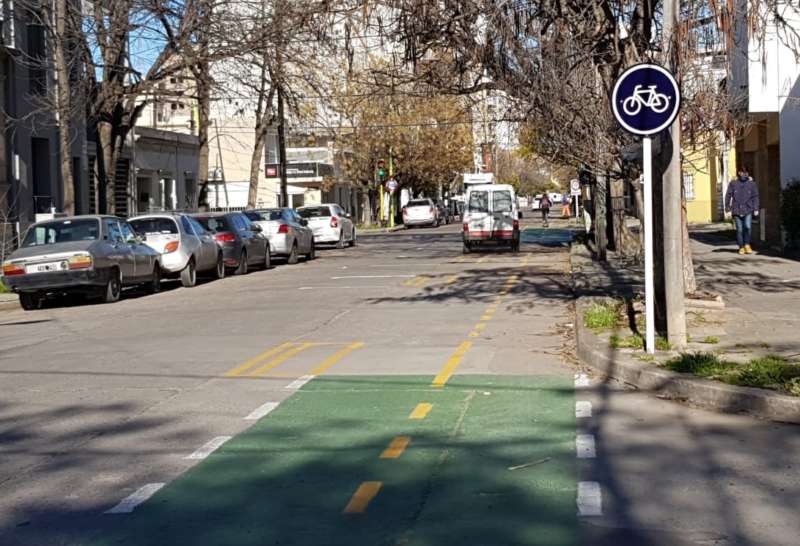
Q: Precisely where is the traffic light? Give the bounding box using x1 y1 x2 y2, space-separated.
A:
377 159 386 181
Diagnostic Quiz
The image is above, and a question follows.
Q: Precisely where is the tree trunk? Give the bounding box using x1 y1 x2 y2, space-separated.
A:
97 120 115 215
53 0 74 214
594 172 607 261
196 68 210 211
248 125 267 208
681 182 697 294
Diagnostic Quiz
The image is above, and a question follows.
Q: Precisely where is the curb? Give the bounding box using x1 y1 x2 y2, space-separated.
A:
356 225 406 235
575 297 800 424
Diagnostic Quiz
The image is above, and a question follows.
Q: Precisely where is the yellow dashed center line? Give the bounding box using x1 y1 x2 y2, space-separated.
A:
445 274 459 285
309 342 365 375
432 340 473 387
223 342 295 377
474 323 487 331
480 314 493 321
478 255 490 263
248 342 317 377
342 481 382 514
380 436 411 459
409 403 433 420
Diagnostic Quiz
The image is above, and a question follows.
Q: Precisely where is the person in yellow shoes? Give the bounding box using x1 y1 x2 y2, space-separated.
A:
725 166 760 255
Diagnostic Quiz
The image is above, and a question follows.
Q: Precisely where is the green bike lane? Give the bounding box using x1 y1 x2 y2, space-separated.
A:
93 374 577 546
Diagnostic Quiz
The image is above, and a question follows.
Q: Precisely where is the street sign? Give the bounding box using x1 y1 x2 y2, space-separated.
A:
570 178 581 196
611 63 681 354
611 64 680 136
386 179 398 193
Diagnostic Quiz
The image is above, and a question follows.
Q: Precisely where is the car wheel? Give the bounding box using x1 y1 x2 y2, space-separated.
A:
463 242 472 254
180 258 197 287
337 230 345 249
349 229 356 247
235 251 248 275
307 240 316 261
287 242 299 265
214 253 226 279
148 264 162 294
264 245 272 269
103 269 121 304
19 292 42 311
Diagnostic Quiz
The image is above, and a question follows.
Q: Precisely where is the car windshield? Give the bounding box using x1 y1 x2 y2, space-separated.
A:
22 218 100 247
407 200 430 207
467 191 489 213
194 216 230 233
256 210 283 221
129 218 179 235
493 191 513 213
243 211 263 221
297 207 331 218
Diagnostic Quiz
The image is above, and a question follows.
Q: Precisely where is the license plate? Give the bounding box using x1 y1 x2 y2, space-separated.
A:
25 261 68 274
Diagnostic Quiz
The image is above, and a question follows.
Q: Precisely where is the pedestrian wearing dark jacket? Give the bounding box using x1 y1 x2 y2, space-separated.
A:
725 167 760 255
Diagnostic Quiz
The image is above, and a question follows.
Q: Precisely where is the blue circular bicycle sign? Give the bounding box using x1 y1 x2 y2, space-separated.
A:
611 64 681 136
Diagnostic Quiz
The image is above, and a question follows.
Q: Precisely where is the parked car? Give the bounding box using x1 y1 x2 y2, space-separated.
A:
243 209 314 264
130 213 224 287
296 204 356 248
2 215 162 310
192 212 270 275
402 198 440 228
462 184 521 253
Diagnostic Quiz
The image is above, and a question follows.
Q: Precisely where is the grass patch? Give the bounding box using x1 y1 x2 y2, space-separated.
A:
700 335 720 345
583 302 620 330
0 279 8 294
664 352 800 395
610 334 644 350
655 337 671 351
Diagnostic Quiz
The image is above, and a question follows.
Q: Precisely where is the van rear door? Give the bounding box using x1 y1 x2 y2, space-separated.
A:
490 189 516 239
465 190 491 238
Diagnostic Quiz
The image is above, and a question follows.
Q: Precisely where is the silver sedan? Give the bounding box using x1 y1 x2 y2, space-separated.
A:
243 209 315 264
129 213 224 287
2 215 162 310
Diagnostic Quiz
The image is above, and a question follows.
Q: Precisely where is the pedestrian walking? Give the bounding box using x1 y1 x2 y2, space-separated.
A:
561 194 571 218
540 194 552 227
725 166 760 255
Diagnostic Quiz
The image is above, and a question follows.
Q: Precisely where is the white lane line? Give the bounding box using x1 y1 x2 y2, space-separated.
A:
185 436 232 460
576 434 597 459
577 481 603 516
298 285 392 290
575 401 592 419
104 483 165 514
286 374 315 390
574 373 590 388
245 402 280 421
330 275 415 279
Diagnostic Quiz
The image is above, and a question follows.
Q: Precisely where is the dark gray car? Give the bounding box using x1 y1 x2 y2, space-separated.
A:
191 212 271 275
2 215 162 310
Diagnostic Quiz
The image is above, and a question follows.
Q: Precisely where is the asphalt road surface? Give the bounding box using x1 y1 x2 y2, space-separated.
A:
0 220 798 546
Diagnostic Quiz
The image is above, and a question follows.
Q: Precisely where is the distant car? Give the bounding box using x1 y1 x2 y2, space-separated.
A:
402 198 439 228
192 212 271 274
130 213 224 287
243 209 314 264
3 215 162 310
296 204 356 248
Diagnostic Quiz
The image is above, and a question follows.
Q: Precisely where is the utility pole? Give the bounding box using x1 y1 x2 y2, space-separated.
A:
277 87 288 208
662 0 687 349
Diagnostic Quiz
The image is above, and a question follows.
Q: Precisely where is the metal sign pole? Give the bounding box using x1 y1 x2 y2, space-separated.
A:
642 137 655 354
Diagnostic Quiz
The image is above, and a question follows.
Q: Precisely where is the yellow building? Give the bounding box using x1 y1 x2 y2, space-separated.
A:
682 135 736 224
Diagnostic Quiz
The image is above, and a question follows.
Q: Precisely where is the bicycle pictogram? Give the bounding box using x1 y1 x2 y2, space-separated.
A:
621 85 670 116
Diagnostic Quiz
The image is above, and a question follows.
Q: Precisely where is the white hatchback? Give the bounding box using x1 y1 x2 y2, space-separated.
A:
296 204 356 248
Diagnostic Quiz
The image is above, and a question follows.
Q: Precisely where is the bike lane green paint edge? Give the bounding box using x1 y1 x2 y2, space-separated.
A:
90 375 576 546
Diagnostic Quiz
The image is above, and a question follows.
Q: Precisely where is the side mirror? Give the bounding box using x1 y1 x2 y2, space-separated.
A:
250 224 263 233
300 219 309 226
138 234 147 243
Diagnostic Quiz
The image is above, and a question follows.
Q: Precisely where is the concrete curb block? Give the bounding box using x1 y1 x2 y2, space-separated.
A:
575 297 800 424
357 226 406 235
0 294 20 312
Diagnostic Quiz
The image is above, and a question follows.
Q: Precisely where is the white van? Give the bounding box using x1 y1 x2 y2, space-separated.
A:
462 184 521 253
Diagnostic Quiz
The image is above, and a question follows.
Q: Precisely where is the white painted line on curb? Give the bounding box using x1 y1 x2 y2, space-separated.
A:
245 402 280 421
185 436 232 460
577 481 603 516
574 373 590 388
576 434 597 459
104 483 165 514
576 401 592 419
286 375 315 390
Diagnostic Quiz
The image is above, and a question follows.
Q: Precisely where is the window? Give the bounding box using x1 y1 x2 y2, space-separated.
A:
120 222 138 243
180 215 194 234
27 24 47 95
22 219 99 247
468 191 489 213
683 174 695 201
297 206 331 218
493 191 513 213
105 219 124 242
188 217 207 236
194 216 229 233
256 209 283 221
243 211 264 221
407 199 431 208
130 218 179 235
